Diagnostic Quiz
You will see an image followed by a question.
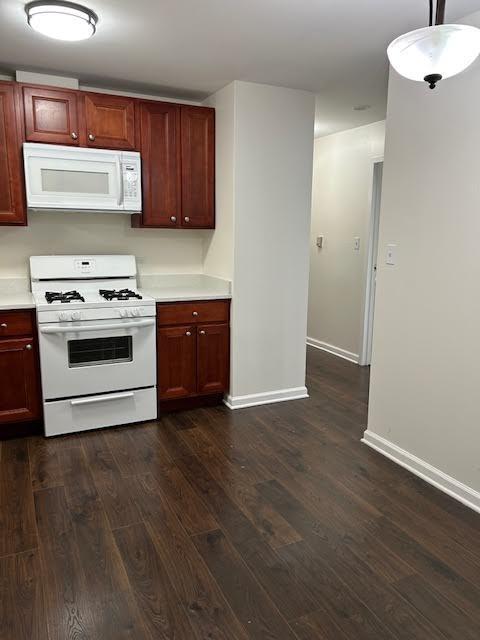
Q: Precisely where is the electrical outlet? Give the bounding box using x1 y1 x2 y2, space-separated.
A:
354 237 360 251
316 236 324 248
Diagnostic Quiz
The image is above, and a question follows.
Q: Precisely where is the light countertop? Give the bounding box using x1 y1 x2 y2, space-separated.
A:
139 274 231 302
0 274 231 311
0 279 35 311
0 292 35 311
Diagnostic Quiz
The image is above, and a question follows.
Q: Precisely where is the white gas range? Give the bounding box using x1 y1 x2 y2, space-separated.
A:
30 255 157 437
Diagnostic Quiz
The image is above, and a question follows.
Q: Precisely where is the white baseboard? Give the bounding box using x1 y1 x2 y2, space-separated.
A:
362 430 480 515
224 386 309 410
306 337 359 364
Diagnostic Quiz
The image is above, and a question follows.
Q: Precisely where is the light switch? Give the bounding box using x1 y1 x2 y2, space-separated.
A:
354 237 360 251
316 236 324 248
386 243 397 265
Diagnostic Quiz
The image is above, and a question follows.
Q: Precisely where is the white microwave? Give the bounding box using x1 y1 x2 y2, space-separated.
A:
23 143 142 213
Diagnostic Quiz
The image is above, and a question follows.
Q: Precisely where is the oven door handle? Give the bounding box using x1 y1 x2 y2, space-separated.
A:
40 319 155 334
70 392 135 406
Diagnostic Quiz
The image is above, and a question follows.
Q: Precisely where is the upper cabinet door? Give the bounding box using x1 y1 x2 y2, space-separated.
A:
83 93 136 150
180 106 215 228
22 85 80 145
136 101 181 227
0 82 26 225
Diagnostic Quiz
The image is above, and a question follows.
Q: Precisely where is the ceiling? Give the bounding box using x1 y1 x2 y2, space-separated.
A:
1 0 479 136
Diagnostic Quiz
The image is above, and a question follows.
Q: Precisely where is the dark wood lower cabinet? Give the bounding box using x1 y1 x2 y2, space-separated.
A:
197 323 229 394
158 324 197 399
157 300 230 408
0 311 42 426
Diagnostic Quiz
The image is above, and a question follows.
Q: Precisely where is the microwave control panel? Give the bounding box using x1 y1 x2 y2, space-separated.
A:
122 164 139 200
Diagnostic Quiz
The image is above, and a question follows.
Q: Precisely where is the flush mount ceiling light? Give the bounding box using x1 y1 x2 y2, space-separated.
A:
387 0 480 89
25 1 98 41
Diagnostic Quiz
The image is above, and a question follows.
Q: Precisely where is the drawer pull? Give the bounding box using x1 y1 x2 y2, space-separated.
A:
184 216 190 223
186 331 192 336
192 311 198 317
88 133 96 142
71 132 78 140
199 330 206 335
25 344 32 350
170 216 177 223
0 323 7 328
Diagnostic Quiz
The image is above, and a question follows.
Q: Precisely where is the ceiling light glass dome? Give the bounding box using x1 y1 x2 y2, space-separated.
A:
388 24 480 88
25 1 98 41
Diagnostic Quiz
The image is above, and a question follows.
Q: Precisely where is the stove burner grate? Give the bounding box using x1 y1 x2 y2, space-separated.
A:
45 290 85 304
99 288 143 301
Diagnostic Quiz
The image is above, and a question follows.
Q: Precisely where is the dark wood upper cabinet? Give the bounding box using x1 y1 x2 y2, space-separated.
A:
83 92 136 150
132 101 181 228
197 323 229 395
22 85 80 145
0 82 26 225
158 325 197 400
180 106 215 228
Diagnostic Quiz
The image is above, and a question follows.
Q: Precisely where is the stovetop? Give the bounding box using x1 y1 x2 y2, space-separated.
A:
33 287 155 315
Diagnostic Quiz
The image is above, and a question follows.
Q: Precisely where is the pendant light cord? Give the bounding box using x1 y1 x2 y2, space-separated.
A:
435 0 446 25
429 0 433 26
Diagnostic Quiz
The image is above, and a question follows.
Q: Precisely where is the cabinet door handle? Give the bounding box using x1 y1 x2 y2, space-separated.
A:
185 331 192 336
71 132 78 140
199 330 206 335
184 217 190 223
0 323 7 328
88 133 96 142
170 216 177 223
192 311 198 317
25 344 32 350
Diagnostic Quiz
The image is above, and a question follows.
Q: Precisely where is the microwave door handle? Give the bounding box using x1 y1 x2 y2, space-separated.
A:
40 319 155 334
116 157 124 207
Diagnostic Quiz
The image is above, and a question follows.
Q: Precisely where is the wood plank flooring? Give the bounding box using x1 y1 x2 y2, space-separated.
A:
1 346 480 639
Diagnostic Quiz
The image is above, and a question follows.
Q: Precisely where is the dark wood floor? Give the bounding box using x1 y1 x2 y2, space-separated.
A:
1 347 480 639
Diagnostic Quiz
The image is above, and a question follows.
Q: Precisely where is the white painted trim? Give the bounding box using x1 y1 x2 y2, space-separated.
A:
306 337 359 364
224 386 309 410
359 158 384 366
362 430 480 515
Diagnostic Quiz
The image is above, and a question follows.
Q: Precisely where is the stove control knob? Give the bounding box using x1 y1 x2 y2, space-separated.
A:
71 311 82 321
58 311 71 322
131 308 141 317
119 308 129 318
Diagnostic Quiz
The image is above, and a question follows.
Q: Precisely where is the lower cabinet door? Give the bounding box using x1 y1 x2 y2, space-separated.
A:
158 325 197 399
0 338 41 424
197 323 229 395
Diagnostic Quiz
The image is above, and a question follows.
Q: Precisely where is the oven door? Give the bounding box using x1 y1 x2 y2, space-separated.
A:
38 317 156 400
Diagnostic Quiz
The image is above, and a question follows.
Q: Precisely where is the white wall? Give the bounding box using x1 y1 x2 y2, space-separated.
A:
202 83 235 281
308 121 385 360
230 81 315 402
365 53 480 506
0 213 205 279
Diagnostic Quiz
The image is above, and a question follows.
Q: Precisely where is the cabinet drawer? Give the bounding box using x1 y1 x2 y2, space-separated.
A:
0 310 34 338
157 300 229 326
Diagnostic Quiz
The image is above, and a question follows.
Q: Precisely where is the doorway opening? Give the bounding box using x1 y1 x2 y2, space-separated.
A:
359 160 383 366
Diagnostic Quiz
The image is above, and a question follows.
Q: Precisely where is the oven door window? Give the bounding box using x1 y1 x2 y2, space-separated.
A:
68 336 133 368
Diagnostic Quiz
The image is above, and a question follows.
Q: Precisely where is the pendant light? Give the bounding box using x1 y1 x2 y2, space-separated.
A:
387 0 480 89
25 1 98 41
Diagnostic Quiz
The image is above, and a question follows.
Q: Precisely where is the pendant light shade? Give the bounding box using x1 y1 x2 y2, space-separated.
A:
387 23 480 88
